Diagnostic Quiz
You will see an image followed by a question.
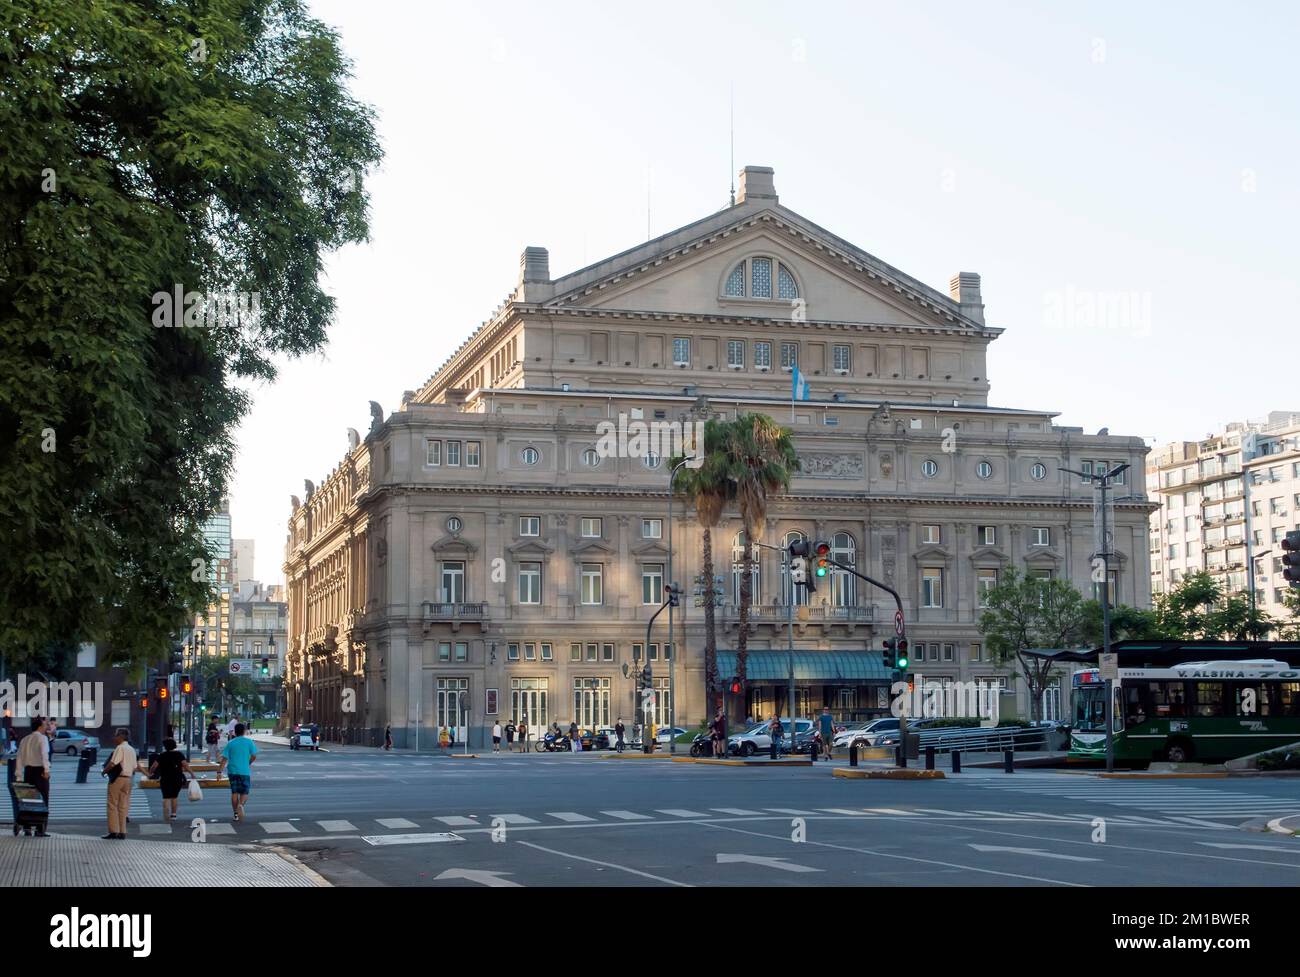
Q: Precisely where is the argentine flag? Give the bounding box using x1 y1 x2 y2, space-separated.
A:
792 365 811 402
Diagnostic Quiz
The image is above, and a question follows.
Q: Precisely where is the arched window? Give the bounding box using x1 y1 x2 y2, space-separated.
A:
731 531 760 606
831 532 857 607
722 257 800 301
781 530 809 606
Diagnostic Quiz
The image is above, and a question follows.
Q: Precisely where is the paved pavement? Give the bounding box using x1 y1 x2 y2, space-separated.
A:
16 746 1300 886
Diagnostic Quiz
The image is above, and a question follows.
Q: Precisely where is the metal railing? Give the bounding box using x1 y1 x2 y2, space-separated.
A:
906 724 1053 754
422 601 488 620
723 603 874 622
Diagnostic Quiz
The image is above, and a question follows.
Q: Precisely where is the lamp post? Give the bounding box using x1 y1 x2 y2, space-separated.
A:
1247 550 1273 620
667 456 694 754
1060 462 1129 773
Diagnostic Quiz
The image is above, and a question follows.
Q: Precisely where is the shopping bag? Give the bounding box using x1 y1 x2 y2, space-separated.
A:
187 778 203 802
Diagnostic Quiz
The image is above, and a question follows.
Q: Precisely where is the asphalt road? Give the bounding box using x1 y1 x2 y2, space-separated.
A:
35 746 1300 886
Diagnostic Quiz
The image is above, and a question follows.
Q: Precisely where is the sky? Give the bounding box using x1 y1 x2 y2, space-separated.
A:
228 0 1300 583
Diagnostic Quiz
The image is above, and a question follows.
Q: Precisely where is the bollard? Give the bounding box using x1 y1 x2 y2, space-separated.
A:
849 744 858 767
951 750 961 773
75 746 97 784
1003 748 1014 773
925 746 935 771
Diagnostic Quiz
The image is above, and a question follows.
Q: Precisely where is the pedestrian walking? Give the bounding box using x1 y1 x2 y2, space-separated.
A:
217 722 258 822
768 715 782 760
492 721 502 753
819 706 836 761
205 721 220 762
16 718 50 836
384 723 393 751
517 716 529 752
504 720 515 750
101 728 137 839
568 720 579 753
614 718 625 752
147 737 191 821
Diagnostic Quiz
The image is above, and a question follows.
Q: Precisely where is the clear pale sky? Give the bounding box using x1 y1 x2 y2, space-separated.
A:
228 0 1300 583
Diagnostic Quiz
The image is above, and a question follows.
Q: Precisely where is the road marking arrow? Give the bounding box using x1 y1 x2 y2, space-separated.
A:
716 853 822 873
434 868 522 887
968 844 1099 862
1197 842 1300 853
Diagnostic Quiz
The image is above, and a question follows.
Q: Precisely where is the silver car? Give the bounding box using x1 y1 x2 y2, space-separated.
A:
53 728 100 756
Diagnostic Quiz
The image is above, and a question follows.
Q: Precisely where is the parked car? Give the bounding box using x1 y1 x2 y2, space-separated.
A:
727 719 814 756
53 728 100 756
873 718 940 747
832 720 891 749
592 726 619 750
655 726 688 744
290 723 318 751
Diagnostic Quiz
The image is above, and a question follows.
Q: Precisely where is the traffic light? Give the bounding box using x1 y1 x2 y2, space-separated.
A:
882 638 896 669
666 585 680 608
155 679 169 702
814 541 831 577
729 676 743 695
170 647 183 672
641 667 652 686
181 675 193 695
1283 531 1300 588
138 693 149 711
896 638 910 670
200 703 207 713
260 658 270 676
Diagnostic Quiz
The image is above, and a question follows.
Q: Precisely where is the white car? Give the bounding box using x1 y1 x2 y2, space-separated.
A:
655 726 687 744
834 718 903 749
728 719 814 756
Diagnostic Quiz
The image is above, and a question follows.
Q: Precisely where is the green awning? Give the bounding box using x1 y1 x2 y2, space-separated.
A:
716 650 890 683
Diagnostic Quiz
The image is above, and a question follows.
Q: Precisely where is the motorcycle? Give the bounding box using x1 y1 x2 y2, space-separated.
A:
534 731 572 752
689 732 715 757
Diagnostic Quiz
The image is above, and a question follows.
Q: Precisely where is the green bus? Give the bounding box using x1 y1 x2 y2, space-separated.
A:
1068 642 1300 764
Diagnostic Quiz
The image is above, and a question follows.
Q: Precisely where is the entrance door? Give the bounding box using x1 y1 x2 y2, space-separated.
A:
511 678 549 739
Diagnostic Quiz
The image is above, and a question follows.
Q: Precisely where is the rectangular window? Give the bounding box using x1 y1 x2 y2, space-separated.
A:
524 642 536 661
454 642 467 662
508 642 520 661
672 337 691 366
1031 527 1051 546
438 641 451 663
1194 682 1227 718
581 564 603 605
976 569 998 607
1168 543 1179 559
519 516 540 537
970 642 982 663
518 563 541 604
602 643 614 662
440 561 465 603
540 642 552 661
978 526 996 546
586 643 598 663
727 340 745 368
465 441 481 467
642 564 664 605
754 342 772 368
922 568 943 608
1080 461 1093 483
922 525 941 544
641 518 662 539
580 517 602 538
832 345 851 373
446 441 461 467
426 440 441 466
781 343 798 369
570 642 581 662
942 643 955 662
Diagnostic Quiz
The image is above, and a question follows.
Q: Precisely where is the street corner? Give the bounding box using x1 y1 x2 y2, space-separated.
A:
834 767 945 780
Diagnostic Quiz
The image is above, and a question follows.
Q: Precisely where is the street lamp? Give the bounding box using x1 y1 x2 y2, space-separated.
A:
1247 550 1273 619
1060 462 1129 773
666 455 695 755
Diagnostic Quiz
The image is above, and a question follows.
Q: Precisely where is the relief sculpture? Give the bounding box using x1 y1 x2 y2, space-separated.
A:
798 452 865 478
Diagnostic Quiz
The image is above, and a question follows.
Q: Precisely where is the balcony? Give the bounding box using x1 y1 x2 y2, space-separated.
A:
722 602 875 629
422 601 489 633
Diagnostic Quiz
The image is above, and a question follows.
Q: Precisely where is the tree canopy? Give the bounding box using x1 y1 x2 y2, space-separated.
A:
0 0 381 666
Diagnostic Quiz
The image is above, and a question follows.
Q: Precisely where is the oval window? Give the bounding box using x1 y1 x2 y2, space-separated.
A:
921 459 939 478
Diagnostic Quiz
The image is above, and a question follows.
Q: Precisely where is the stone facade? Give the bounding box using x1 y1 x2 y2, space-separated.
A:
284 166 1153 748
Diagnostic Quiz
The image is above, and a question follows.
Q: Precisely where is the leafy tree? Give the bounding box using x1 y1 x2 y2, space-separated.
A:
0 0 381 667
671 418 730 704
977 568 1090 720
716 414 799 695
1153 571 1275 639
194 656 258 716
1081 601 1162 644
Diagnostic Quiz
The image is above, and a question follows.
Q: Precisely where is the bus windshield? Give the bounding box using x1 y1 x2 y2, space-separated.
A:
1074 686 1107 731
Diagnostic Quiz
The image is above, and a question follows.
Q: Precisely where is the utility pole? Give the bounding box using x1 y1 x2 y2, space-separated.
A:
667 457 693 754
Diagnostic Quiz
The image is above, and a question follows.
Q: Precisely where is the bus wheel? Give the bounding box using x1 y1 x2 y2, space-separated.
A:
1165 739 1194 763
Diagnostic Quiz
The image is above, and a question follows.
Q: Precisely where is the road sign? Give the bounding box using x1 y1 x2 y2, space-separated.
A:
1099 652 1118 682
228 660 248 674
894 610 905 636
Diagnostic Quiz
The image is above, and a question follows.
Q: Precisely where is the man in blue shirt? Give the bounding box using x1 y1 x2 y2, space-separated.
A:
819 706 836 761
217 723 259 822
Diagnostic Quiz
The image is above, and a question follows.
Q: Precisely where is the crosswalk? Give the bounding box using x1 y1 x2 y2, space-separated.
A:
35 784 153 822
66 801 1272 841
969 773 1300 823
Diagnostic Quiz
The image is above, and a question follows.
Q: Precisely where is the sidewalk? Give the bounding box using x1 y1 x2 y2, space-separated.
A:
0 833 327 886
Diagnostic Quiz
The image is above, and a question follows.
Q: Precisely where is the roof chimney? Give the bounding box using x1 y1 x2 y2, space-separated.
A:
948 272 985 325
516 247 553 302
736 166 777 205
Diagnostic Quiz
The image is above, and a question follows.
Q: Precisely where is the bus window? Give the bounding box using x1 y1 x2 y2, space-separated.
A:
1125 685 1151 726
1166 682 1186 717
1281 683 1300 718
1237 684 1276 717
1194 682 1227 718
1113 686 1124 732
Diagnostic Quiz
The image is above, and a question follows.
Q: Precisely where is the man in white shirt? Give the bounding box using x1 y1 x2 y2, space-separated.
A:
224 715 239 739
102 728 138 840
16 717 51 836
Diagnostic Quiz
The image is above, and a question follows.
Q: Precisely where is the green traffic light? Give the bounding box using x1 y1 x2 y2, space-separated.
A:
897 655 909 668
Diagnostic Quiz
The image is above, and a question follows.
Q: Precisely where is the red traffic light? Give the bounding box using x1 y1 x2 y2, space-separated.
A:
814 541 830 559
729 677 742 694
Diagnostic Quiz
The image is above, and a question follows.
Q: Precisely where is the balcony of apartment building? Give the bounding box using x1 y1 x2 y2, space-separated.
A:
421 599 489 633
721 600 875 633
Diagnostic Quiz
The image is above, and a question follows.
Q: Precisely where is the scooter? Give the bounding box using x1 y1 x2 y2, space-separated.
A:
535 731 572 752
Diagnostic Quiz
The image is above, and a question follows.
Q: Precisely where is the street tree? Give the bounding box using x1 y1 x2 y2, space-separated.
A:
978 568 1090 720
0 0 382 667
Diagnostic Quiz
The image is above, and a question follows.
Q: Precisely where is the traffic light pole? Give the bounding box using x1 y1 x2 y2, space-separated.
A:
644 597 673 752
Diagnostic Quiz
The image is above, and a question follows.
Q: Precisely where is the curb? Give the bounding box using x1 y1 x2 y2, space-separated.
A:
260 844 333 887
446 754 480 759
1266 814 1300 836
834 767 945 780
1095 772 1228 780
599 753 676 760
677 757 813 767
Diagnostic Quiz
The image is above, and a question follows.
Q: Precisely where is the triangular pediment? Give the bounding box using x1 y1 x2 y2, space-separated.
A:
431 534 477 555
546 205 988 333
912 543 952 563
1024 547 1063 566
630 540 670 559
569 538 616 558
969 545 1012 566
508 538 554 557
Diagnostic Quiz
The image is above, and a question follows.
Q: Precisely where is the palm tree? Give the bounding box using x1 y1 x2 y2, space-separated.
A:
671 420 730 706
718 414 799 700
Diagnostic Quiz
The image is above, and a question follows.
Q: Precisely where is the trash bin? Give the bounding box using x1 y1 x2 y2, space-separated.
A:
75 746 98 784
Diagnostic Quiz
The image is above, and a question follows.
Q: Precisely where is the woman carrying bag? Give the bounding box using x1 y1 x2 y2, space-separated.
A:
147 738 192 821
